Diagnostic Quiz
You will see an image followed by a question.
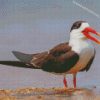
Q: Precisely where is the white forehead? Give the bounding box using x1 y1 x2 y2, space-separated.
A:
79 22 90 31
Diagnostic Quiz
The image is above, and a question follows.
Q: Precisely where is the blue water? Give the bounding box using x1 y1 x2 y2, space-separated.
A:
0 0 100 89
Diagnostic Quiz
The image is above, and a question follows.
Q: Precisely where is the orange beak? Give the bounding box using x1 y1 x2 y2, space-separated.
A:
82 27 100 44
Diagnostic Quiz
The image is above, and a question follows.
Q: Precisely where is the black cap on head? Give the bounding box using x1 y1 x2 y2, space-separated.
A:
70 21 86 32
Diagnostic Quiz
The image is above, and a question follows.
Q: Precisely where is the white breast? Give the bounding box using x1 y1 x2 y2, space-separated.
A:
68 38 95 74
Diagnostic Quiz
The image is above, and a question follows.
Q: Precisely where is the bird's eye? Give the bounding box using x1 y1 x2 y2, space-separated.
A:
74 23 81 29
70 23 81 31
70 21 84 32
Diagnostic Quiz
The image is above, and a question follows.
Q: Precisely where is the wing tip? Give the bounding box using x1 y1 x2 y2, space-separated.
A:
12 50 23 61
12 51 23 58
12 50 18 55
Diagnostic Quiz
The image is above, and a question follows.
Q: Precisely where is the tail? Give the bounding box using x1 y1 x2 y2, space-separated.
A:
0 51 36 69
0 61 33 69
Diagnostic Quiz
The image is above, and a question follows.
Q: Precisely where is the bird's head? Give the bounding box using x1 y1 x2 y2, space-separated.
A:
70 21 100 44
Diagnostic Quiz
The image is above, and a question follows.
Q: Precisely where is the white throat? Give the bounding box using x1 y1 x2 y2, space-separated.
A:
69 35 94 54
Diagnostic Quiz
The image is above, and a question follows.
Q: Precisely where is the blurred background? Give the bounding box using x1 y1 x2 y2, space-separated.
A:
0 0 100 89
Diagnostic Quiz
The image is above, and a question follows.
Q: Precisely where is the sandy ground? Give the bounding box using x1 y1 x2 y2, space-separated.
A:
0 87 100 100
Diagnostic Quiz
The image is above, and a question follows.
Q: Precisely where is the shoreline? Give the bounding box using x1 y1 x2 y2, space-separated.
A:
0 87 100 100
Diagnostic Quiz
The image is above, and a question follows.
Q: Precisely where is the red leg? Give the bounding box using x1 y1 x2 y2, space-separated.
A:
73 73 77 88
63 76 68 88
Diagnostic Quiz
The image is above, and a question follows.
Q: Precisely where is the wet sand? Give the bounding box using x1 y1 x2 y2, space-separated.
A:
0 87 100 100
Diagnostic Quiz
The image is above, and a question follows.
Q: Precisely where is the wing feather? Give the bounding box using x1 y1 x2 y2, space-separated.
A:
50 42 71 56
41 43 79 73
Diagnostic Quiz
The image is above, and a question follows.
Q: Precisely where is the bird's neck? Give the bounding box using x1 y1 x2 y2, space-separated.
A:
69 37 94 54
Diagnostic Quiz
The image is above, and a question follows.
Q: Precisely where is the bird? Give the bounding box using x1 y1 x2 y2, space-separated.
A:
0 21 100 88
